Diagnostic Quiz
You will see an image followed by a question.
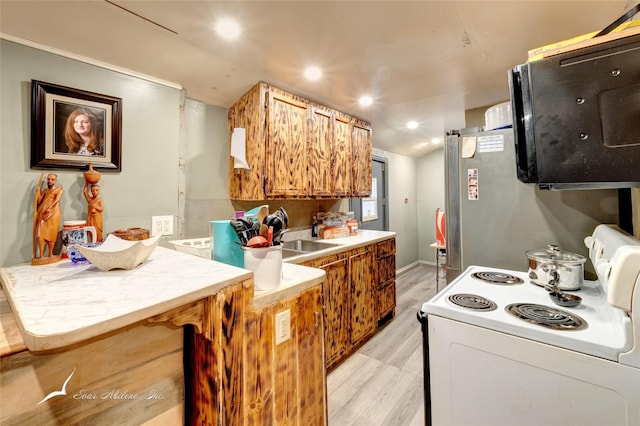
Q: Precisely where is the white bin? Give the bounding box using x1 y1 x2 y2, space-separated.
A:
168 237 212 259
243 245 283 290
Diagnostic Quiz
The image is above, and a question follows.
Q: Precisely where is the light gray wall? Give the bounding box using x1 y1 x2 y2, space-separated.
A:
1 39 430 272
372 148 419 270
416 148 445 264
183 99 236 239
1 40 180 266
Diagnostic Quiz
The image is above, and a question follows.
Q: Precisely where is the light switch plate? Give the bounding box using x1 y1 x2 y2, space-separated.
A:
275 309 290 345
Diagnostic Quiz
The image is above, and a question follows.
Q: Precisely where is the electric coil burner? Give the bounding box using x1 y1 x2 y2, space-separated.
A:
448 294 497 311
506 302 586 331
471 271 524 285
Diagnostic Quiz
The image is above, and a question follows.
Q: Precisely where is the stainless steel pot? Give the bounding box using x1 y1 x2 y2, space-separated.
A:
525 245 586 290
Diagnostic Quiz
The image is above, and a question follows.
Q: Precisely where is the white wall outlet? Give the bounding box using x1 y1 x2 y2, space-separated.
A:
275 309 291 345
151 215 173 236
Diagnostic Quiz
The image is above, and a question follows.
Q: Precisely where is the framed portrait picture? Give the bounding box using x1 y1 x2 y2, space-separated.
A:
30 80 122 171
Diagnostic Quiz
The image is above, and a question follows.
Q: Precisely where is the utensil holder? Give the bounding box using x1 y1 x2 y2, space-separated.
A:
243 245 282 290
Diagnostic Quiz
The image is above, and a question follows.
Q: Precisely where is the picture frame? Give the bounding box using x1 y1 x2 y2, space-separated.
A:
30 80 122 171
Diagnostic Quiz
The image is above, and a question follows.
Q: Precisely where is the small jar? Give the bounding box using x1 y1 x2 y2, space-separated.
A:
346 220 358 235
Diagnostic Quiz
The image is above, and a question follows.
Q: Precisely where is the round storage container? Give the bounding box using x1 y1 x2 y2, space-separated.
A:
485 101 512 130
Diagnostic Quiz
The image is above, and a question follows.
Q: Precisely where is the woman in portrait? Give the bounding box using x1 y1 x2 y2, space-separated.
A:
64 108 104 156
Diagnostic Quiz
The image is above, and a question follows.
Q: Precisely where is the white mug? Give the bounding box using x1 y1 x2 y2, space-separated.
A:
62 220 97 258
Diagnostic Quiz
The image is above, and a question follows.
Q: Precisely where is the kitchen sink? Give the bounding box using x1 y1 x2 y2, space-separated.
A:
280 239 342 259
282 239 341 253
281 248 304 259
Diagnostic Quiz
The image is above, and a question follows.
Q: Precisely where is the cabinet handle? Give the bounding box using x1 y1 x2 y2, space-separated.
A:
314 311 320 328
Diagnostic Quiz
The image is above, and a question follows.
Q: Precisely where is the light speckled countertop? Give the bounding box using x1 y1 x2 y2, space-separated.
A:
1 230 394 353
0 246 324 352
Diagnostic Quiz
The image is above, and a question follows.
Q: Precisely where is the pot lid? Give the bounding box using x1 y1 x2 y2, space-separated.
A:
525 244 586 264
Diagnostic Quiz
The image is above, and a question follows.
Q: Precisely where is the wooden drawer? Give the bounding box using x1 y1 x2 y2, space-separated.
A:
377 281 396 319
376 238 396 258
302 251 349 268
378 254 396 284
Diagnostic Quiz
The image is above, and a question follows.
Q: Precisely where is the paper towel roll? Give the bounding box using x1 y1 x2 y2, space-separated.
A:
231 128 250 170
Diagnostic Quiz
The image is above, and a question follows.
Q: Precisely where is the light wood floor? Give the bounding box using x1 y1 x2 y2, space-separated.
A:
327 264 437 426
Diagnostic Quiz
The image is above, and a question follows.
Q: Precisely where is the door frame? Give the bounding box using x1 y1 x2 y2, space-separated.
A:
350 155 389 231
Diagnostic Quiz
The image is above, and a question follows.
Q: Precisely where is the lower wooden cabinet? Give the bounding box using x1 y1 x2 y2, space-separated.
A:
245 284 326 425
349 246 376 347
303 238 395 370
376 239 397 321
305 253 350 368
185 281 326 425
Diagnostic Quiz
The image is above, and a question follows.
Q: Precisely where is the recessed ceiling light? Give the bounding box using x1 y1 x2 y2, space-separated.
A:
304 66 323 81
359 95 373 107
407 121 418 129
431 138 442 144
215 17 241 40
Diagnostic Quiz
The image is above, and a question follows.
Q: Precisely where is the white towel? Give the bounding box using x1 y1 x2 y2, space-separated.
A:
231 128 250 169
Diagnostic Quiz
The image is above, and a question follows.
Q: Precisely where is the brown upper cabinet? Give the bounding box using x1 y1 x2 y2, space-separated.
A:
228 82 372 200
351 120 373 197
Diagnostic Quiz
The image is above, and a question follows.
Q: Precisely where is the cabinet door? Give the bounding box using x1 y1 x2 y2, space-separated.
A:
309 107 333 197
265 90 309 197
228 83 266 200
333 114 352 197
319 257 350 369
350 247 376 345
351 122 372 197
377 254 396 320
296 285 326 425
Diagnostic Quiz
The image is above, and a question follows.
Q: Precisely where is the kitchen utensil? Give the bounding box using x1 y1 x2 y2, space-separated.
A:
525 245 586 290
263 214 283 235
245 204 269 217
258 206 268 227
260 224 268 238
545 268 582 307
229 219 250 245
238 216 255 231
267 226 273 246
275 207 289 229
272 229 288 246
246 235 269 248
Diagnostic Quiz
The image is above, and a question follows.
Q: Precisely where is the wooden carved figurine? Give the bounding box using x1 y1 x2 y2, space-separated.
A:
83 163 103 242
84 182 104 242
32 173 63 265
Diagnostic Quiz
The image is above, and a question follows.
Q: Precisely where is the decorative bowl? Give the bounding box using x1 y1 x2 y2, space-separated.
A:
110 227 151 241
78 233 161 271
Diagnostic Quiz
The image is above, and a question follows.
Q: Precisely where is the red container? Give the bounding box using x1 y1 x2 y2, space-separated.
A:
435 209 446 247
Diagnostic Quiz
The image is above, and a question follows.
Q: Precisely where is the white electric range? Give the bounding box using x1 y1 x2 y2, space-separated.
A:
418 224 640 426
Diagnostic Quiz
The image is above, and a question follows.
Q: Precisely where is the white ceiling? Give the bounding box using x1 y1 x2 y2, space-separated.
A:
0 0 634 156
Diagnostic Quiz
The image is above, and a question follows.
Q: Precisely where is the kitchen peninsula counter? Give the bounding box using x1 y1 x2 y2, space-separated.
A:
0 246 327 425
1 246 324 352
